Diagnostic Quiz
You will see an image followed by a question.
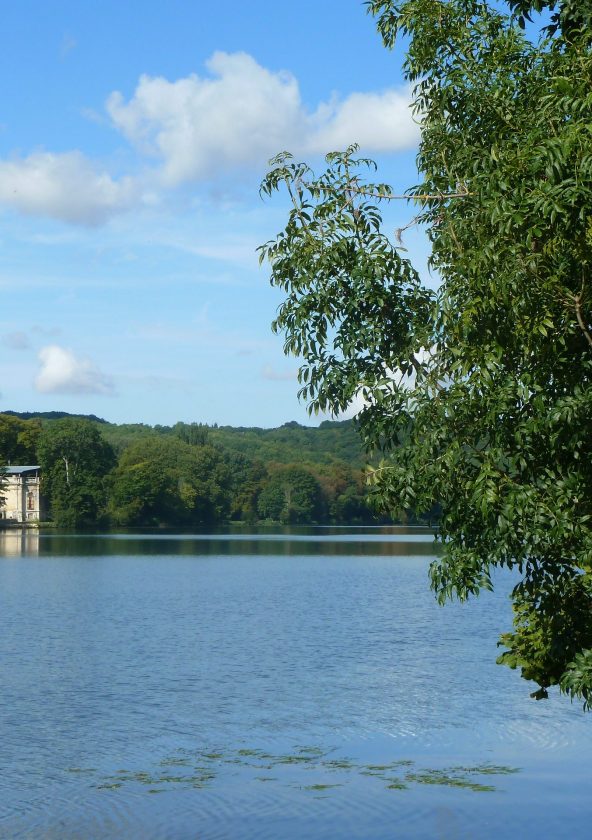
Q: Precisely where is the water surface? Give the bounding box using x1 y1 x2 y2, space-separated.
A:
0 527 590 838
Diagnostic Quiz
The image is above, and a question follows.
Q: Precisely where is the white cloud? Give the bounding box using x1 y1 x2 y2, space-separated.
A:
0 151 139 225
0 52 418 226
335 388 367 420
307 88 419 153
34 345 114 395
107 51 418 185
107 52 303 185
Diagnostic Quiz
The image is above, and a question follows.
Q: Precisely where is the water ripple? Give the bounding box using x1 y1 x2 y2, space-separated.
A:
1 531 591 839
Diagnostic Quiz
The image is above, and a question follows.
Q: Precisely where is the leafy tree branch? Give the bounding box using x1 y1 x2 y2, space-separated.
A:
260 0 592 707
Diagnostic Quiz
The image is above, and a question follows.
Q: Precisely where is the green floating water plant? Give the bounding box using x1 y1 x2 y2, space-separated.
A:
295 746 326 756
87 745 520 797
322 759 356 770
404 770 496 793
274 754 316 765
159 757 192 767
301 783 343 791
450 765 520 776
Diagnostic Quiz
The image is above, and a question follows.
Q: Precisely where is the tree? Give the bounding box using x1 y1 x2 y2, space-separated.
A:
258 465 325 524
313 461 377 523
38 419 116 527
107 439 180 526
225 452 267 523
259 0 592 706
172 421 210 447
108 435 233 526
0 414 42 463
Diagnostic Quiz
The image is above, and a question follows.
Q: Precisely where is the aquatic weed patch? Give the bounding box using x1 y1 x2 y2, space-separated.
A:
81 746 519 797
404 769 496 793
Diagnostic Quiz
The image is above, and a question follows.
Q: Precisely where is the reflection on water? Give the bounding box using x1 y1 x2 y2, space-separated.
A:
37 531 440 558
0 528 590 840
1 525 441 558
0 528 39 557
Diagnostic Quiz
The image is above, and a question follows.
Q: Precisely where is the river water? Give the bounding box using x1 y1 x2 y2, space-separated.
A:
0 527 590 839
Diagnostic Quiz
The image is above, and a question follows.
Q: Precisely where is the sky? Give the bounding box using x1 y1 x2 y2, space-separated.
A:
0 0 431 428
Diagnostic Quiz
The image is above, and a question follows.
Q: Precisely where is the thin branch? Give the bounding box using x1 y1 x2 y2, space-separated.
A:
344 159 364 247
344 183 472 202
285 180 317 246
574 281 592 348
395 213 422 246
409 354 446 394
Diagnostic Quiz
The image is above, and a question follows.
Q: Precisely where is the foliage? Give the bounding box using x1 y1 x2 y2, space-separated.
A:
204 420 366 467
3 410 107 424
97 422 158 456
0 413 42 464
225 452 267 523
99 416 377 524
3 411 382 527
0 413 42 510
257 465 325 524
259 0 592 705
37 419 116 527
108 436 233 527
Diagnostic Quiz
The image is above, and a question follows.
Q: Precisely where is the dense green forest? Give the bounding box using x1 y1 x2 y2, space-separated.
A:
0 411 393 528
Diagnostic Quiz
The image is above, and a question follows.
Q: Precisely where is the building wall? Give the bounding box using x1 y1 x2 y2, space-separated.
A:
0 471 41 523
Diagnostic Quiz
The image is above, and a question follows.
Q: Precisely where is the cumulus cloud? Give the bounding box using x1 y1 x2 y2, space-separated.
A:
107 52 302 185
34 345 114 395
0 151 139 225
307 88 419 153
0 52 418 225
107 51 418 184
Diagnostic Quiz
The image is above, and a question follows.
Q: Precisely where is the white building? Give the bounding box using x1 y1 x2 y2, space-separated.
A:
0 466 43 523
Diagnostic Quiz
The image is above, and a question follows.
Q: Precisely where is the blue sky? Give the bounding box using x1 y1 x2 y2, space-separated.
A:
0 0 429 427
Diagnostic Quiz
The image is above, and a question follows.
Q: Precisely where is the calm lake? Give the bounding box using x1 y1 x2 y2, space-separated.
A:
0 527 590 839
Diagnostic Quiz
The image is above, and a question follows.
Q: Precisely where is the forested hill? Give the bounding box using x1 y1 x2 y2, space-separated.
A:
2 410 108 424
3 412 364 464
210 421 364 466
1 412 386 528
100 418 365 467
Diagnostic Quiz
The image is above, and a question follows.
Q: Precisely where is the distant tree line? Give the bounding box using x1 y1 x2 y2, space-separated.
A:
0 413 391 528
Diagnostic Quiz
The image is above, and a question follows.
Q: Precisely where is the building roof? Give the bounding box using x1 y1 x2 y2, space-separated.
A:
4 466 41 475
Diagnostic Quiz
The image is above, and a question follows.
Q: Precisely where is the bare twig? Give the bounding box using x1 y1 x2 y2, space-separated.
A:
395 213 422 246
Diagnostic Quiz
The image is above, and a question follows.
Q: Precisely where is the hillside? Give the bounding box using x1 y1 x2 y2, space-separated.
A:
1 411 384 527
